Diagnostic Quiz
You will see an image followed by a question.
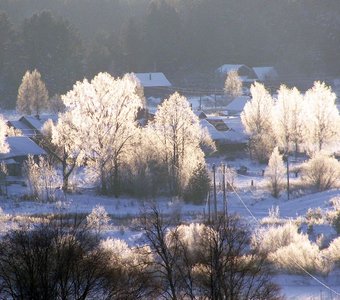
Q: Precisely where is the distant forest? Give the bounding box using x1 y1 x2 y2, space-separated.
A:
0 0 340 107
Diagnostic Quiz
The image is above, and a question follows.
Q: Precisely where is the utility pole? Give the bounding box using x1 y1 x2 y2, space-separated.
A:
286 154 290 200
212 164 217 221
222 163 227 218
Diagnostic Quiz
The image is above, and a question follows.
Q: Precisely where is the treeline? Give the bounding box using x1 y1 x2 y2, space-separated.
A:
1 0 340 106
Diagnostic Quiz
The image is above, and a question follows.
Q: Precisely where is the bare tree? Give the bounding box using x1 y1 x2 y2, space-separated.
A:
141 206 282 300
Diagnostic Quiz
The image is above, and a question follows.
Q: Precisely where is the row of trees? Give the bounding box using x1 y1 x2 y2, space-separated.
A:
2 1 340 105
0 210 282 299
37 72 214 198
241 81 340 162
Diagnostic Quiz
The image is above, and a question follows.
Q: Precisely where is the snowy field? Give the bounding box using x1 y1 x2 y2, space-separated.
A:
0 155 339 299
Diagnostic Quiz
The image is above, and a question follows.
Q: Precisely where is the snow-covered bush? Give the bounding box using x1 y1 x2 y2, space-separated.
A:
305 207 324 225
100 238 152 271
23 155 61 202
324 237 340 263
252 222 302 254
86 205 111 234
301 152 340 191
253 222 332 274
269 239 331 275
260 206 285 225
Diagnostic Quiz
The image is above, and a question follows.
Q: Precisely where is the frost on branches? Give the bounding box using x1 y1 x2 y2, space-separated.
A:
58 72 144 195
16 69 49 115
273 85 304 154
148 92 206 195
303 81 340 153
0 116 9 154
265 147 286 198
241 82 275 162
224 70 242 99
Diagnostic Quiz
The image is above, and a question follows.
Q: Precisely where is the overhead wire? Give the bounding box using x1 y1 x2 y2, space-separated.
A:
225 176 340 297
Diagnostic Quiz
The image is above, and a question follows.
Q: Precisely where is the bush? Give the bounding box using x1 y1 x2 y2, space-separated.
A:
269 239 331 275
302 152 340 191
183 163 210 204
252 222 302 254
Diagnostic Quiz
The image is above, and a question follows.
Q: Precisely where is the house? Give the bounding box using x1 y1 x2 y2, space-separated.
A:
134 72 172 98
8 114 58 137
224 96 250 116
215 64 257 87
0 136 47 175
201 116 248 151
252 67 278 82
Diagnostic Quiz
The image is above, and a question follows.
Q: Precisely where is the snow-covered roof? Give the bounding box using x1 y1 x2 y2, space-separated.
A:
252 67 278 81
216 64 246 74
134 73 172 87
200 117 248 144
9 115 58 137
0 136 46 159
225 96 250 113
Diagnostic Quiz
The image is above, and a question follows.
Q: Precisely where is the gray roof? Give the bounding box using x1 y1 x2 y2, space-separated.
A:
0 137 46 159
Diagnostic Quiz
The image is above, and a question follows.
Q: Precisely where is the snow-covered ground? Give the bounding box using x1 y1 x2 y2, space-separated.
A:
0 155 339 299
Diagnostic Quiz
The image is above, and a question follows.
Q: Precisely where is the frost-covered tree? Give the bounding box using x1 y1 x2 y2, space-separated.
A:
224 70 242 99
60 72 143 195
0 115 9 154
16 69 49 115
303 81 340 152
241 82 275 162
23 155 60 202
302 152 340 191
265 147 286 198
273 85 305 155
44 113 83 192
148 92 206 195
86 205 111 234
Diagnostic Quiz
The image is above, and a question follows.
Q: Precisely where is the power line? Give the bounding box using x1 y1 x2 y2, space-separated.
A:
226 178 340 297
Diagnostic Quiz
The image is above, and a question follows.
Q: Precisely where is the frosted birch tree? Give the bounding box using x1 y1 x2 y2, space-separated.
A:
273 85 305 156
148 92 206 195
303 81 340 152
17 69 49 115
59 72 143 195
0 116 9 154
241 82 275 162
224 70 242 99
43 113 84 192
265 147 286 198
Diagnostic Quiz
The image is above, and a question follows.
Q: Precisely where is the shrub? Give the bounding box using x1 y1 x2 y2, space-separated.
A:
252 222 302 254
302 152 340 191
269 239 331 275
86 205 111 234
